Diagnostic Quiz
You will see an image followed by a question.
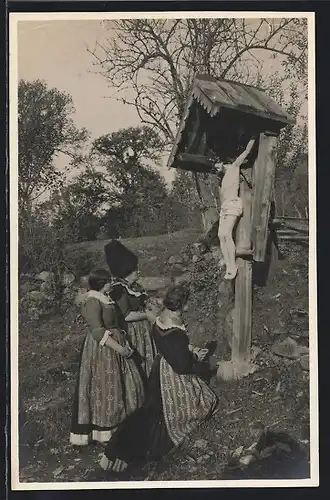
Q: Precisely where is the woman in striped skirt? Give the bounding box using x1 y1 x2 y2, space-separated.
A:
99 284 218 473
70 269 145 446
104 240 157 380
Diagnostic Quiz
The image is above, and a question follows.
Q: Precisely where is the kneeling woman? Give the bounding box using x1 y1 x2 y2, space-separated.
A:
99 284 218 472
70 269 145 446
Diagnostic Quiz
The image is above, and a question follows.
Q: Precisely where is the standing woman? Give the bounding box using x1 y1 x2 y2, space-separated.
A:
70 269 145 446
104 240 157 379
99 284 218 473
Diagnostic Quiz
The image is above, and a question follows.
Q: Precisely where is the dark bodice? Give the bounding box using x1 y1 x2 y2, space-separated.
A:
110 281 148 317
152 323 210 378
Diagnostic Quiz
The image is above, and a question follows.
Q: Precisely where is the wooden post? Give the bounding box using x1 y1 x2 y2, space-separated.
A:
232 176 253 364
232 259 253 363
251 132 278 262
236 175 253 255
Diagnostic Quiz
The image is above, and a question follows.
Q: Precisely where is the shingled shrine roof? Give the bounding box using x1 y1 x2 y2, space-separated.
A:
167 74 295 170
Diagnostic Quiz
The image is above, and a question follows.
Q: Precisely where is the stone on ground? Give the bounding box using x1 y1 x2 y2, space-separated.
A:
26 290 46 303
27 307 40 321
173 272 191 285
271 337 309 360
62 273 75 286
193 439 208 450
167 255 182 266
239 454 256 466
40 281 54 295
37 271 54 282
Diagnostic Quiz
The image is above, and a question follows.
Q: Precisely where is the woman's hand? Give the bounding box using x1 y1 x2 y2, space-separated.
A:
194 348 209 361
119 343 134 358
146 309 157 323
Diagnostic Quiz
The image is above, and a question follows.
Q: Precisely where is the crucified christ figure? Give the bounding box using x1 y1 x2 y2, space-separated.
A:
213 138 256 280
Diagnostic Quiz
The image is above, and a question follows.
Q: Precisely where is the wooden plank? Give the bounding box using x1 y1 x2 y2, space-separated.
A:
275 216 309 222
167 93 195 169
218 81 255 109
247 86 295 123
218 280 235 351
230 83 267 113
271 220 309 233
186 114 200 152
232 258 253 363
195 79 234 106
251 133 278 262
174 153 215 173
231 175 253 363
278 234 309 242
236 175 253 253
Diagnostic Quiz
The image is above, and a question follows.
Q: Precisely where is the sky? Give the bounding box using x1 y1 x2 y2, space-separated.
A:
16 18 308 190
17 20 140 136
17 20 177 184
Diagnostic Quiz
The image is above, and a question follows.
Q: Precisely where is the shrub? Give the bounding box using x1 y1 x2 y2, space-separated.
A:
63 247 99 278
19 212 79 313
19 211 73 275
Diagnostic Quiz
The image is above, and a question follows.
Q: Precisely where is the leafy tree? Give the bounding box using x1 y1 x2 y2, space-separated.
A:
92 126 171 237
18 79 89 213
44 167 110 242
92 125 164 178
168 170 203 231
266 73 308 216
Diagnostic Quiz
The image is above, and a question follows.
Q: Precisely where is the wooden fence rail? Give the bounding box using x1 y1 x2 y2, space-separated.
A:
270 217 309 242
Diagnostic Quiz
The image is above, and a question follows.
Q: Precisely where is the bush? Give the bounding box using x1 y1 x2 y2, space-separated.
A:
64 247 99 278
19 212 81 314
19 211 73 275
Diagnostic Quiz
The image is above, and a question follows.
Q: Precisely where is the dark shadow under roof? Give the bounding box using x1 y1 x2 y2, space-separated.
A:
167 75 296 169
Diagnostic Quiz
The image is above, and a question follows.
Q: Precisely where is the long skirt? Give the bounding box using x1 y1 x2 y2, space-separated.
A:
127 319 157 378
70 331 145 446
100 355 218 471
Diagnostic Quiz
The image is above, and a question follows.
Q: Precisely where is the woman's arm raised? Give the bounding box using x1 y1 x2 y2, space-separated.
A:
125 311 148 322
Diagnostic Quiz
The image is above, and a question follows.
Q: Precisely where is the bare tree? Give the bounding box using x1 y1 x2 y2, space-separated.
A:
89 18 307 144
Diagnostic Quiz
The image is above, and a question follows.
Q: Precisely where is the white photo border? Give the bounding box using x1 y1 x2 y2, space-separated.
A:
9 10 318 490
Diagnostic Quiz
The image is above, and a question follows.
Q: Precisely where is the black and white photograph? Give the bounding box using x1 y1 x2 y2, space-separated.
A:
9 11 318 489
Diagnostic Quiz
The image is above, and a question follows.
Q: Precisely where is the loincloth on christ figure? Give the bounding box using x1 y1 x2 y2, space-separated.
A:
219 197 243 218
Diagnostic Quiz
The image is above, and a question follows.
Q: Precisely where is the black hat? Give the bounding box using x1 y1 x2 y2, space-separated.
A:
104 239 138 279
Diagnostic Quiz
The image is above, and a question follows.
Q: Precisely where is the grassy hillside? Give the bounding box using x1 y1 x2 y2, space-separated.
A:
18 230 310 483
69 229 201 275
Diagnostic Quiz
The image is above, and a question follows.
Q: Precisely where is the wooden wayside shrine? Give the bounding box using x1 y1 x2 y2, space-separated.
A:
167 75 295 377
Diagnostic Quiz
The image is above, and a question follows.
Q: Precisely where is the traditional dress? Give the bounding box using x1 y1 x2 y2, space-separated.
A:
100 317 218 471
110 279 157 378
70 290 145 446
